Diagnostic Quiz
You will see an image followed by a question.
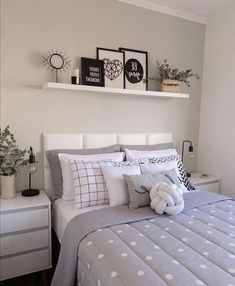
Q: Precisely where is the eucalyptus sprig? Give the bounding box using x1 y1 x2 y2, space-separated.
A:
0 126 28 176
157 59 200 87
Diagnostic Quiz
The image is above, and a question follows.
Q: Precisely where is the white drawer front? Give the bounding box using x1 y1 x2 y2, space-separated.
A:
0 249 49 281
0 229 49 257
196 182 219 193
0 207 48 234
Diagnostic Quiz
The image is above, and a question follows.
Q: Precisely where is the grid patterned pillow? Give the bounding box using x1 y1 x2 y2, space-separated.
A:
71 160 112 209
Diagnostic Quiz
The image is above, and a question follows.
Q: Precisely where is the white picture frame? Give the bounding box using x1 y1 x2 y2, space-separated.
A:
97 48 125 89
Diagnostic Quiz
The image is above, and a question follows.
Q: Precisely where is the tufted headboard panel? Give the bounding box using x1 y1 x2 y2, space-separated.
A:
43 133 173 200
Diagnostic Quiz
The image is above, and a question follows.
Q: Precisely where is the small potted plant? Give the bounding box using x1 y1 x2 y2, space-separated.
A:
157 59 200 93
0 126 28 199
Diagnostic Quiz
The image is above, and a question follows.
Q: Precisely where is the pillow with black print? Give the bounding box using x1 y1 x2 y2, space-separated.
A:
112 157 149 167
146 154 195 191
124 168 187 210
123 173 157 209
152 168 184 189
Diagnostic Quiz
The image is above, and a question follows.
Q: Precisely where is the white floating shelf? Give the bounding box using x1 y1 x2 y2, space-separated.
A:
42 82 189 99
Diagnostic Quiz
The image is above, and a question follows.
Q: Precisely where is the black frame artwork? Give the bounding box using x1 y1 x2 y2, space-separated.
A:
97 48 125 89
81 57 104 87
119 48 148 90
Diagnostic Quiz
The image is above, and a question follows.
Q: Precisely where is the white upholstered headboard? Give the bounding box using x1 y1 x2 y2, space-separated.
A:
43 133 173 200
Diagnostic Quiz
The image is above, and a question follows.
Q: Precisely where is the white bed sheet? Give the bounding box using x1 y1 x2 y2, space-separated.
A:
52 199 110 243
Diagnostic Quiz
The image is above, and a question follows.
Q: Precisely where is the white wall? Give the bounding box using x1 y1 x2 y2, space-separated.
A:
198 4 235 197
1 0 205 191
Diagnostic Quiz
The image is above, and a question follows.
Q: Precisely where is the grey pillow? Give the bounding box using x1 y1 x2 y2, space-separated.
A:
123 174 157 209
124 168 183 210
152 168 183 189
46 144 121 199
120 143 174 152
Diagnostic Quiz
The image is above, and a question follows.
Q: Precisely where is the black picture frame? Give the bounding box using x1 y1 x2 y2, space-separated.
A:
119 47 148 90
97 48 125 89
81 57 104 87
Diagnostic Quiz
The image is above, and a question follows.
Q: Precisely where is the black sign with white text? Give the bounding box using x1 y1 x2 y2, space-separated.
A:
81 58 104 87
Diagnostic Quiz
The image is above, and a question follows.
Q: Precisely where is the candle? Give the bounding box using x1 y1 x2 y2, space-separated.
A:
73 68 79 77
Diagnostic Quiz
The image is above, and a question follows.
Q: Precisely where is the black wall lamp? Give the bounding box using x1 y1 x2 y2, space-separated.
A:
181 140 194 177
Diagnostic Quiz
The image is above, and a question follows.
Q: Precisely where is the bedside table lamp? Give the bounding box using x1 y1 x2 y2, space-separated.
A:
181 140 194 178
22 147 40 197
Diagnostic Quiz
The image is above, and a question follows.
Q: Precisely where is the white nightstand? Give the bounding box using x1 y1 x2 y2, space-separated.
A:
189 172 220 194
0 191 51 281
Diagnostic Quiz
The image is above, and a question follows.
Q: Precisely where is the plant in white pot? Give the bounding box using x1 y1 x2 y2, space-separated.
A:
157 59 200 93
0 126 28 199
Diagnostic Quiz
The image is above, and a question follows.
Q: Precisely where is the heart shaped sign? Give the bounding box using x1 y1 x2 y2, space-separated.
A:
103 58 123 81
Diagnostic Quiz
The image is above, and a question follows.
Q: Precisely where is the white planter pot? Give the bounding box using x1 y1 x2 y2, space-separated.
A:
0 174 16 199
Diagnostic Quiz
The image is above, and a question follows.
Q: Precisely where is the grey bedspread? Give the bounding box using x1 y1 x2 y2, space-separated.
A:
51 191 235 286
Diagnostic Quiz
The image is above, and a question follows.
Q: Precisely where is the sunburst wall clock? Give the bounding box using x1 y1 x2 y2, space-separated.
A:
42 49 71 82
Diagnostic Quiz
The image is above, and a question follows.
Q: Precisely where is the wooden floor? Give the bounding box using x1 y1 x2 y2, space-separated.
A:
1 270 53 286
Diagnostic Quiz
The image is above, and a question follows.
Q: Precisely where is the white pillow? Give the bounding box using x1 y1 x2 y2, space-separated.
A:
140 157 188 193
71 160 112 209
59 152 125 201
101 164 141 207
125 148 177 161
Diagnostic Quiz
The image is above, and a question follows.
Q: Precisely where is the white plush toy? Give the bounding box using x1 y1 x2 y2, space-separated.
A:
150 182 184 215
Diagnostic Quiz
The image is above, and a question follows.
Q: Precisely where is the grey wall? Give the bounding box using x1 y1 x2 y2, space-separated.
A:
0 0 205 191
198 4 235 197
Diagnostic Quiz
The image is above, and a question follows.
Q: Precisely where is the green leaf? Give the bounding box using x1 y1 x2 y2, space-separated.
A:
0 126 27 175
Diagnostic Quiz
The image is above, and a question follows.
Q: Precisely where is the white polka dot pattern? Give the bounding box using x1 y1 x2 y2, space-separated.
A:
165 274 173 280
196 279 204 285
228 268 235 274
110 271 117 278
199 264 207 269
76 199 235 286
137 270 144 276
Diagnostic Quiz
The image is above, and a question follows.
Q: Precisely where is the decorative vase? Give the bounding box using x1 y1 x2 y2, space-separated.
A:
161 79 180 93
0 174 16 199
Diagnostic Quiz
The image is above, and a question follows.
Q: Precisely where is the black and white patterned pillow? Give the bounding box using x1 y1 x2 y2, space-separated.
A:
148 154 195 191
175 155 195 191
71 160 112 209
112 158 149 167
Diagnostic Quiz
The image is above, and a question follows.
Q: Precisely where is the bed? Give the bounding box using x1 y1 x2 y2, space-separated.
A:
52 199 110 243
43 133 235 286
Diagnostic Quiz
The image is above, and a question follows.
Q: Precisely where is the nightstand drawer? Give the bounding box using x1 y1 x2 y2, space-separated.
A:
196 182 219 193
0 249 49 281
0 207 48 234
0 229 49 257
